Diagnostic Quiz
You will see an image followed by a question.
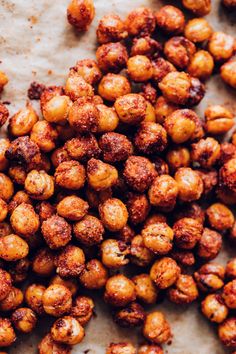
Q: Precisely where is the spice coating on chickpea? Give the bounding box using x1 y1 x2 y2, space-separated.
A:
194 263 225 293
127 55 153 82
73 215 104 246
99 198 128 232
132 274 158 305
218 317 236 347
156 5 185 34
182 0 211 16
164 36 196 70
187 50 214 80
0 103 9 127
184 18 212 43
99 132 133 163
114 302 146 328
127 193 150 226
130 235 154 267
201 294 228 323
97 14 128 44
25 170 54 200
10 203 39 237
155 96 178 125
226 258 236 279
0 269 12 301
197 228 222 260
57 195 88 221
205 105 234 135
56 245 85 278
138 344 163 354
148 175 178 211
152 58 176 86
168 274 199 304
0 173 14 202
42 284 72 317
32 248 55 277
0 234 29 261
96 42 128 73
125 7 156 37
25 284 46 315
79 259 108 289
51 316 85 345
221 57 236 89
9 103 38 137
159 71 191 105
142 222 174 255
11 307 37 333
38 333 71 354
74 59 102 85
55 160 86 190
222 280 236 309
68 97 98 133
175 167 203 202
206 203 234 231
115 94 147 125
191 138 220 169
106 342 137 354
104 274 136 307
134 122 167 155
131 37 162 59
65 72 94 102
0 198 7 222
98 74 131 102
0 318 16 347
65 133 101 162
208 32 235 62
67 0 94 31
150 257 180 290
143 311 171 345
101 239 129 269
173 218 203 250
0 286 23 312
87 158 118 191
41 215 72 249
166 146 190 172
70 295 94 326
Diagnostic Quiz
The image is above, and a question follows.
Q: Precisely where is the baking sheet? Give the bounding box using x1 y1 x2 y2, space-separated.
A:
0 0 235 353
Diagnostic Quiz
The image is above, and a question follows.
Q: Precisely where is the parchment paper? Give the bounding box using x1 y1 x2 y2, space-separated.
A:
0 0 235 353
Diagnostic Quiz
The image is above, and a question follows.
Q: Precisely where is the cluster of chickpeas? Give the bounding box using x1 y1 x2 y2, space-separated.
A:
0 0 235 353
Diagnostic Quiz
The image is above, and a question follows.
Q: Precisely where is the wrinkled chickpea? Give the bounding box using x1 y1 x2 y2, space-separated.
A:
134 122 167 155
11 307 37 333
50 275 78 297
159 71 191 105
0 234 29 261
96 42 128 73
206 203 234 231
130 235 154 267
67 0 94 31
104 274 136 307
97 14 127 44
106 342 136 354
55 160 86 190
99 198 128 232
148 175 178 212
208 32 235 62
218 317 236 347
99 132 133 163
8 165 26 185
166 146 190 172
8 190 32 215
182 0 211 16
201 294 228 323
101 239 130 269
25 284 46 315
138 344 163 354
164 36 196 70
154 96 178 125
68 97 98 133
32 248 55 277
150 257 180 290
10 203 39 238
51 316 84 345
73 59 102 85
187 50 214 80
142 222 174 255
221 57 236 89
184 18 212 43
42 284 72 317
87 158 118 191
65 72 94 102
74 215 104 246
56 245 85 278
132 274 158 305
152 58 176 86
175 167 203 202
38 333 71 354
143 311 171 345
35 201 55 222
194 263 225 293
205 105 234 135
131 37 162 59
79 259 108 289
126 193 150 226
65 133 100 162
25 170 54 200
115 94 147 125
197 228 222 260
191 138 221 169
226 258 236 279
127 55 153 82
114 302 146 328
57 195 88 221
155 5 185 34
41 215 72 249
98 73 131 102
173 218 203 250
70 295 94 326
168 274 199 304
222 280 236 309
0 286 23 312
0 318 16 347
125 7 155 37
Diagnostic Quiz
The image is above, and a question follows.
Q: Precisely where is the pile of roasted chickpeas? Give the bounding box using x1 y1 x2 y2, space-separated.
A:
0 0 235 353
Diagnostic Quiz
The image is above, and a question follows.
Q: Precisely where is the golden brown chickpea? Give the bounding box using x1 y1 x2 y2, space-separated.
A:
73 59 102 85
166 146 190 172
127 55 153 82
168 274 199 304
0 286 23 311
0 173 14 202
56 245 85 278
132 274 158 305
174 202 205 225
104 274 136 307
98 74 131 102
138 344 163 354
222 280 236 309
65 133 100 162
144 214 167 228
74 215 104 246
95 105 119 133
97 14 128 44
51 147 71 168
131 37 162 59
206 203 234 231
205 105 234 135
35 201 55 222
182 0 211 16
194 263 225 293
43 284 72 317
197 169 218 196
0 318 16 347
67 0 94 31
191 138 221 169
8 257 29 284
50 275 78 297
115 94 147 125
99 198 128 232
25 170 54 200
0 138 10 172
124 156 157 193
155 5 185 34
99 132 133 163
79 259 108 289
171 249 195 267
25 284 46 315
143 311 171 345
130 235 154 267
41 215 72 249
208 32 235 62
218 317 236 347
0 71 8 92
142 222 174 255
220 158 236 194
164 36 196 70
150 257 180 290
152 58 176 86
51 316 84 345
10 203 39 237
221 57 236 89
0 269 12 301
226 258 236 279
55 160 86 190
32 248 55 277
106 342 137 354
154 96 178 125
65 72 94 102
142 101 156 123
134 122 167 155
114 302 146 328
96 42 128 73
70 295 94 326
101 239 129 269
126 7 155 37
38 333 71 354
197 228 222 260
9 103 38 137
30 120 58 153
87 158 118 191
184 18 212 43
68 96 98 133
57 195 88 221
201 294 228 323
159 71 191 105
0 234 29 261
116 225 135 243
173 217 203 250
12 307 37 333
0 198 7 222
8 191 32 215
187 50 214 80
8 165 26 185
126 193 150 226
0 103 9 128
175 167 204 202
148 175 178 212
42 95 72 125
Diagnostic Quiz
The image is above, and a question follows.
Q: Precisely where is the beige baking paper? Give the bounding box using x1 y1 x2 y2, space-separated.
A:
0 0 235 353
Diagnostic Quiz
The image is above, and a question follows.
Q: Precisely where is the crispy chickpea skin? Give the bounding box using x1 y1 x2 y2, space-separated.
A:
8 165 26 185
0 318 16 347
9 103 38 137
32 248 55 277
208 32 235 62
0 269 12 301
184 18 212 43
67 0 94 31
98 74 131 102
74 215 104 246
206 203 234 231
222 280 236 309
30 120 58 153
125 7 156 37
130 235 154 267
148 175 178 212
191 138 220 169
159 71 191 105
42 284 72 317
51 316 84 345
65 72 94 102
155 96 178 125
96 42 128 73
194 263 225 293
41 215 72 249
187 50 214 80
142 223 174 255
152 58 176 86
106 342 137 354
226 259 236 279
164 37 196 70
205 105 234 135
134 122 167 155
220 158 236 194
35 201 55 222
221 57 236 89
101 239 129 269
0 173 14 202
68 97 98 133
132 274 158 305
115 94 147 125
114 302 146 328
127 55 153 82
155 5 185 34
96 105 119 133
175 167 204 202
138 344 163 354
218 317 236 347
97 14 128 44
0 103 9 127
0 286 23 311
168 274 199 304
143 311 171 345
201 294 228 323
197 228 222 260
99 132 133 163
8 190 32 215
42 95 72 125
0 198 7 222
56 245 85 278
79 259 108 289
57 195 88 221
182 0 211 16
11 307 37 333
0 234 29 261
152 157 169 176
171 250 195 267
73 59 102 85
99 198 128 232
50 275 78 297
166 146 190 172
10 203 39 237
38 333 71 354
55 160 86 190
173 218 203 250
87 158 118 191
25 170 54 200
127 193 150 226
150 257 180 290
131 37 162 59
65 133 100 162
25 284 46 315
104 274 136 307
70 295 94 326
0 138 10 171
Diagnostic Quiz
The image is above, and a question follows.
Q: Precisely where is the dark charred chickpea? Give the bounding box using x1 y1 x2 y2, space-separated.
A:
12 307 37 333
38 333 71 354
168 274 199 304
8 257 29 284
182 0 211 16
197 228 222 260
206 203 234 231
96 42 128 73
25 284 46 315
155 6 185 34
32 248 55 277
127 55 153 82
155 96 178 125
87 158 118 191
74 59 102 85
99 198 128 232
131 37 162 59
152 157 169 176
194 263 225 293
222 280 236 309
0 234 29 261
164 37 196 70
187 50 214 80
68 97 98 133
152 58 176 86
148 175 178 212
74 215 104 246
97 14 128 44
42 95 72 125
0 318 16 347
132 274 158 305
8 165 26 185
124 156 157 193
65 72 94 102
41 215 72 249
50 275 78 297
57 195 88 221
143 311 171 345
0 286 23 311
0 173 14 202
106 342 136 354
186 76 206 107
130 235 154 267
99 132 133 163
175 167 204 202
125 7 156 37
104 274 136 307
42 284 72 317
96 105 119 133
150 257 180 290
126 193 150 226
184 18 213 43
116 225 135 243
226 259 236 279
35 201 55 222
79 259 108 289
115 94 147 125
208 32 235 62
56 245 85 278
174 202 205 224
0 198 7 222
201 294 228 323
173 218 203 250
134 122 167 155
65 133 101 162
191 138 221 169
10 203 39 238
205 105 234 135
101 239 129 269
55 160 86 190
140 83 157 105
138 344 163 354
70 296 94 326
9 103 38 137
159 71 191 105
218 317 236 347
98 74 131 102
114 302 146 328
166 146 190 172
171 249 195 267
67 0 94 31
142 222 174 255
221 57 236 89
51 316 84 345
25 170 54 200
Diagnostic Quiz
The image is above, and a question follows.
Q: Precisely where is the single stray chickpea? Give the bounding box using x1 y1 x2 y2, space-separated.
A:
0 71 8 93
206 203 234 231
0 318 16 347
143 311 171 345
11 307 37 333
201 294 228 323
0 234 29 261
104 274 136 307
155 5 185 34
38 333 71 354
67 0 95 31
205 105 234 135
99 198 128 232
70 295 94 326
97 14 128 44
150 257 180 290
51 316 84 345
184 18 212 43
42 284 72 317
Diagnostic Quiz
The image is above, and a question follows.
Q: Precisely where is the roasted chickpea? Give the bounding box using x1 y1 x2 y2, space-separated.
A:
99 198 128 232
25 170 54 200
57 195 88 221
186 76 206 107
155 5 184 34
218 317 236 347
152 157 169 176
35 201 55 222
0 318 16 347
0 286 23 311
164 36 196 70
222 280 236 309
184 18 212 43
130 235 154 267
51 147 71 168
68 97 99 133
191 138 221 169
25 284 46 315
175 167 203 202
65 72 94 102
8 165 26 185
104 274 136 307
98 74 131 102
115 94 147 125
67 0 94 31
50 275 78 296
138 344 163 354
79 259 108 289
150 257 180 290
0 173 14 202
10 203 39 238
194 263 225 293
96 42 128 73
41 215 72 249
8 191 32 216
187 50 214 80
97 14 128 44
0 103 9 127
74 215 104 246
30 120 58 153
99 132 133 163
134 122 167 155
0 198 7 222
197 169 218 196
0 234 29 261
8 258 29 284
55 160 86 190
152 58 176 86
142 222 174 255
171 249 195 267
126 193 150 226
51 316 84 345
197 228 222 261
166 146 190 172
0 70 8 92
0 138 10 172
73 59 102 86
114 302 146 328
127 55 153 82
201 294 228 323
56 245 85 278
125 7 155 37
148 175 178 211
144 214 167 228
87 158 118 191
223 0 236 7
38 333 71 354
173 217 203 250
221 57 236 89
219 142 236 166
159 71 191 105
208 32 235 62
131 37 162 59
154 96 178 125
205 105 234 135
124 156 157 193
42 284 72 317
65 133 100 162
168 274 198 304
9 103 38 137
182 0 211 16
96 105 119 133
116 225 135 244
0 269 12 302
140 83 157 106
42 95 72 125
174 202 205 225
11 307 37 333
226 258 236 279
143 311 171 345
220 158 236 194
70 295 94 326
206 203 234 231
132 274 158 305
101 239 129 269
106 342 136 354
32 248 55 277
